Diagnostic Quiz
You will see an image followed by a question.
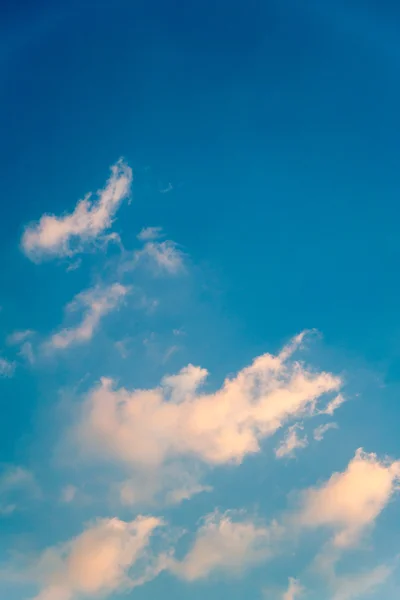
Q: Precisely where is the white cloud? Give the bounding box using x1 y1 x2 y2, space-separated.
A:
170 511 280 581
135 240 184 275
71 333 340 471
275 424 308 459
46 283 129 351
0 356 15 377
137 226 163 241
22 159 132 261
313 422 338 441
283 577 303 600
73 332 341 469
297 448 400 547
33 516 163 600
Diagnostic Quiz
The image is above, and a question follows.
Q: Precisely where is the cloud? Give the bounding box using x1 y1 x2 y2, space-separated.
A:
313 422 338 441
0 466 39 514
297 448 400 547
275 424 308 459
170 511 280 581
137 226 163 241
60 485 77 504
283 577 303 600
33 516 163 600
331 564 392 600
322 393 346 416
46 283 129 350
0 356 15 377
134 240 185 275
6 330 35 345
22 159 132 261
73 332 342 469
117 464 212 508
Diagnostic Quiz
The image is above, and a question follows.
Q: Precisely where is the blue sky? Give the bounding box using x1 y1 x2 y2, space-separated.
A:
1 1 400 599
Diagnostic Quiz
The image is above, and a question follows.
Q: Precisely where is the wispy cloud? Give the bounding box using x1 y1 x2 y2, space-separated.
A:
137 226 163 241
313 422 338 441
45 283 129 351
170 511 280 581
282 577 303 600
322 394 346 416
275 424 308 459
330 564 393 600
0 466 39 515
22 160 132 261
6 329 35 345
0 356 15 377
134 240 185 275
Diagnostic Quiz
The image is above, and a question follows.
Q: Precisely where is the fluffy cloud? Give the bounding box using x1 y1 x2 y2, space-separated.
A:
275 424 308 459
73 332 342 469
170 511 279 581
46 283 129 350
33 516 163 600
283 577 303 600
22 159 132 261
297 448 400 547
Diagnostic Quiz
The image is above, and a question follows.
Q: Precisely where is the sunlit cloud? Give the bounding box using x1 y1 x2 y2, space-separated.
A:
296 448 400 547
45 283 129 351
22 160 132 261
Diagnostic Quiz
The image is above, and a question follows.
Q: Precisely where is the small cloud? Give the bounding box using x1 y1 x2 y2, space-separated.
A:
19 341 35 365
282 577 303 600
118 465 211 508
275 424 308 459
322 393 346 416
32 516 164 600
331 564 392 600
160 183 173 194
137 227 163 241
162 345 179 364
114 339 131 359
21 159 132 262
60 485 77 504
66 258 82 272
45 283 129 351
6 330 35 345
296 448 400 548
0 466 40 514
170 511 281 581
135 241 185 275
313 422 338 442
0 357 16 377
172 328 185 337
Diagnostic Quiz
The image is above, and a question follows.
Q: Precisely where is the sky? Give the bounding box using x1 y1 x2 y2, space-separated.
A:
1 0 400 599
